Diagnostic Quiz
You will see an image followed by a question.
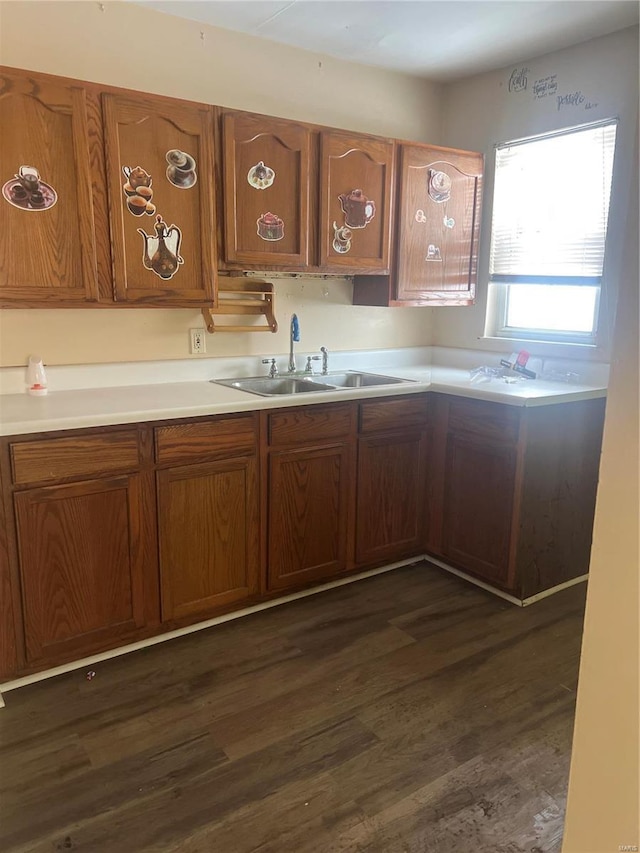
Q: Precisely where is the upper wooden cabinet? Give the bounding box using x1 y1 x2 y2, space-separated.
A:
353 143 483 307
0 69 102 306
103 92 217 305
319 131 394 273
222 111 311 268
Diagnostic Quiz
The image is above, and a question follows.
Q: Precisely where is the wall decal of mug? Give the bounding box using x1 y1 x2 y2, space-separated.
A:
428 170 451 203
443 216 456 229
332 221 352 254
257 211 285 241
166 150 198 189
338 189 375 229
2 165 57 211
247 160 275 190
415 209 427 223
138 215 184 279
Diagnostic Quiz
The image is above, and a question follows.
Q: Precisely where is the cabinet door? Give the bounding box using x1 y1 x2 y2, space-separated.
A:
223 111 310 267
319 131 394 272
158 457 259 622
356 431 426 566
396 144 483 305
103 92 217 305
14 474 156 665
0 69 100 305
442 434 516 587
268 443 351 591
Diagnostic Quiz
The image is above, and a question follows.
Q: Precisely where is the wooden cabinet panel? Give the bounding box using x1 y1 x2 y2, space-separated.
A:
395 144 483 305
447 397 520 444
0 465 18 679
356 431 426 566
222 111 310 267
268 403 354 447
442 433 517 588
0 69 101 305
268 443 351 591
319 131 394 272
103 92 217 305
11 430 140 485
158 457 259 622
155 415 257 466
359 394 428 434
14 474 156 664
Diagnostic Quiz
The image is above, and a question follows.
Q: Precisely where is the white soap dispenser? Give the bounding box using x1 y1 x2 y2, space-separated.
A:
26 355 48 396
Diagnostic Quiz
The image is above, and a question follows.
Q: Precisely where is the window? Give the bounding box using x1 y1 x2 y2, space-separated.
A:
487 120 617 345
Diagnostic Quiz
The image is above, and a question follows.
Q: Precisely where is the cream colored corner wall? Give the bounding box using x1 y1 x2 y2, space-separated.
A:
0 1 441 367
562 130 639 853
439 26 639 363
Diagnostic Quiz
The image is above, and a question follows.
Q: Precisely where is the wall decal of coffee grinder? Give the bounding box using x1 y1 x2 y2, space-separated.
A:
138 215 184 279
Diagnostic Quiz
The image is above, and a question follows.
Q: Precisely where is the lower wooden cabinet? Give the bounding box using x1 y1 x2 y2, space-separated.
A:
157 457 259 621
268 442 353 592
14 473 157 665
441 433 517 587
425 393 606 597
356 431 427 567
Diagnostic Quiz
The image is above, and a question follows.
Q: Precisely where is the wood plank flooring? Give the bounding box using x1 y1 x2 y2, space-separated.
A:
0 561 586 853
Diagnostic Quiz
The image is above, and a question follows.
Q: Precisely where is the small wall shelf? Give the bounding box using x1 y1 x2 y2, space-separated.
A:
202 279 278 333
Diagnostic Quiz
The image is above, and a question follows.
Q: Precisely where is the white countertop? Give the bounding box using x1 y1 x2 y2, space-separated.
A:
0 364 607 437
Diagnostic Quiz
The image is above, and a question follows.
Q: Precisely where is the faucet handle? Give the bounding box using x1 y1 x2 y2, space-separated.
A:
305 355 321 373
261 358 278 378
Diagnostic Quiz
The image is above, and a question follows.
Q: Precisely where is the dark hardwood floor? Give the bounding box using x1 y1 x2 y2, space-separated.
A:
0 561 586 853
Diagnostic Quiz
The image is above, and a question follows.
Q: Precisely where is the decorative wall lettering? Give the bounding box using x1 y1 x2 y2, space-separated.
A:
257 212 285 241
415 209 427 223
338 189 375 228
332 221 352 254
556 91 585 111
428 170 451 203
138 215 184 279
508 67 529 93
122 166 155 216
426 244 442 261
533 75 558 99
166 150 197 189
247 160 275 190
2 165 57 211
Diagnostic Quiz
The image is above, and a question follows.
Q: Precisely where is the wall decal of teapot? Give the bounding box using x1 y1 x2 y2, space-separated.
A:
138 215 184 280
338 189 375 229
2 165 58 211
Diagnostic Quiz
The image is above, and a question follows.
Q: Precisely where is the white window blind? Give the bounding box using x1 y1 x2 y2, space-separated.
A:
489 121 617 285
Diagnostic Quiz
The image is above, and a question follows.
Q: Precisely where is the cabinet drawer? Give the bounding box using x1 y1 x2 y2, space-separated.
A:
447 398 521 444
11 430 140 485
155 416 257 465
269 403 354 447
359 395 428 434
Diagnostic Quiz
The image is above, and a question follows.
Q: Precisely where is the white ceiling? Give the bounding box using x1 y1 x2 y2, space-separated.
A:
136 1 639 81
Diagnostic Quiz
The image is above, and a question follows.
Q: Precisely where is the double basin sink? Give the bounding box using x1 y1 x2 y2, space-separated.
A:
215 371 412 397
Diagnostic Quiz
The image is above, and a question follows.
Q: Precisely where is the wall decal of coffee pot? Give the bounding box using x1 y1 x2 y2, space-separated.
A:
138 215 184 280
338 188 376 229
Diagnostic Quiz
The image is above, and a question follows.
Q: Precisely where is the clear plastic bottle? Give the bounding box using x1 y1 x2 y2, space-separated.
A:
26 355 48 396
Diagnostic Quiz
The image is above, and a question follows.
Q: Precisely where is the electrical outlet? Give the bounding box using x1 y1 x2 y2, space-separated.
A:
190 328 206 354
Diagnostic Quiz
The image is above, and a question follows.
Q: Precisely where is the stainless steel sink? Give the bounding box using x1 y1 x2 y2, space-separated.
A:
214 371 413 397
215 376 331 396
302 371 407 388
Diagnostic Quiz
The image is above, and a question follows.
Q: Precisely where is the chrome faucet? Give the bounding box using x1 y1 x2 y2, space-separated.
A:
261 358 278 378
320 346 329 375
288 313 300 373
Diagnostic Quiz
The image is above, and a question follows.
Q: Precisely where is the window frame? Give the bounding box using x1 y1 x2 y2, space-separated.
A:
485 118 618 347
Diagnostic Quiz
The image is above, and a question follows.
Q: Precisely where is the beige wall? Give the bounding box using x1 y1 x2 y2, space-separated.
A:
440 27 639 363
562 131 639 852
0 0 442 366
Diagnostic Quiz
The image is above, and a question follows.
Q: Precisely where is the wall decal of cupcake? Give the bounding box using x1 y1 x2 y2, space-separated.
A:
257 211 285 241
